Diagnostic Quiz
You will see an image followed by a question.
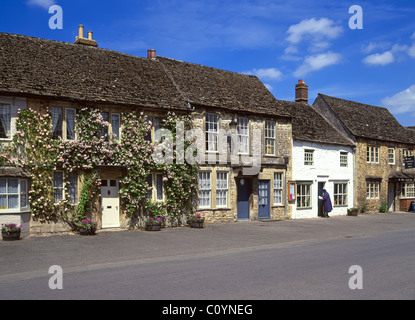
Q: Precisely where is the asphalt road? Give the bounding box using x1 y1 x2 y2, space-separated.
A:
0 213 414 301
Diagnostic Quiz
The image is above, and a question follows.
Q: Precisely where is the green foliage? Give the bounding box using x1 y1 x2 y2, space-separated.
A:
379 201 389 213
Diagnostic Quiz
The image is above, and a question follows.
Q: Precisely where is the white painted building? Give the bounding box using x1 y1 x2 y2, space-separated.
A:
287 81 356 219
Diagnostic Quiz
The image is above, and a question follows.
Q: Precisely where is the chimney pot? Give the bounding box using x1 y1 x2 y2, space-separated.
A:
75 25 98 47
87 31 93 40
147 49 157 60
78 25 84 39
295 79 308 104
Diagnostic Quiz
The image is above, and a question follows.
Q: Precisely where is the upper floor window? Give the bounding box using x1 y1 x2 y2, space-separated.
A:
265 121 276 156
0 104 11 139
304 149 314 166
51 107 76 141
388 148 395 165
66 108 76 140
237 117 249 154
101 112 121 141
51 107 63 140
206 114 218 152
367 146 379 163
340 152 348 167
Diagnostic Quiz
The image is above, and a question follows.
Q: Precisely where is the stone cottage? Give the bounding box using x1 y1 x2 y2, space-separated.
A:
0 29 295 235
313 94 415 213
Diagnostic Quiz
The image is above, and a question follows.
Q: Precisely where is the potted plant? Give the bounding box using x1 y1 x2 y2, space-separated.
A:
347 208 359 216
78 219 98 236
1 223 22 241
188 213 205 228
145 217 163 231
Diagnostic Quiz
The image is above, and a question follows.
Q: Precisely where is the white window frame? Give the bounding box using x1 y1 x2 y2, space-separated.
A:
388 148 395 165
0 178 29 213
237 117 249 155
340 152 348 167
304 149 314 166
334 183 348 206
367 146 379 164
206 114 219 153
198 171 211 208
297 183 312 208
265 121 276 156
366 181 380 199
401 183 415 198
273 173 283 205
146 173 165 202
216 172 228 208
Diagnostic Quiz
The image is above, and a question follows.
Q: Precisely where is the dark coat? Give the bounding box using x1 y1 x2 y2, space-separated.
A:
322 192 333 213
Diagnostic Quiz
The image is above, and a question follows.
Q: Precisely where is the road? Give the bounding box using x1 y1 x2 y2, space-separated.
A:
0 213 414 301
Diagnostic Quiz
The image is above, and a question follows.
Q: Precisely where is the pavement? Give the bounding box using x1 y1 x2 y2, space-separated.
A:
1 212 415 284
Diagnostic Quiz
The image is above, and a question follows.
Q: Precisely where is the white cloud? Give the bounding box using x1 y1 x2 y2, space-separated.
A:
382 85 415 115
409 45 415 58
27 0 56 9
243 68 283 81
286 18 343 50
363 51 395 66
294 52 341 77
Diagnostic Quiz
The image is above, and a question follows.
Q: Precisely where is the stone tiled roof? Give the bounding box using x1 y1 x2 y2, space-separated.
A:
318 94 415 145
281 101 354 146
0 32 187 110
158 57 291 118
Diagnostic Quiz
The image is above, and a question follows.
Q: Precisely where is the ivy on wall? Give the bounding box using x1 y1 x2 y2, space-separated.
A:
1 106 198 228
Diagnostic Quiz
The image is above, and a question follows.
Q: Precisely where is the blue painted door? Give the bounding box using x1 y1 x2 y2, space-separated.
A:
258 180 270 219
237 178 250 221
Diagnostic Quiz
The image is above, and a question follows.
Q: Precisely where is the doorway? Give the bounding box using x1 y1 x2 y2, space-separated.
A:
237 178 250 221
101 179 120 228
318 182 326 217
258 180 270 219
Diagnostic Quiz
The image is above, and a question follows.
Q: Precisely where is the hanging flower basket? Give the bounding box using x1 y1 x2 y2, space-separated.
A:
1 224 22 241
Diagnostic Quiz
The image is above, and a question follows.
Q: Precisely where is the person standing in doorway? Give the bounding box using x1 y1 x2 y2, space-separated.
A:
319 189 332 218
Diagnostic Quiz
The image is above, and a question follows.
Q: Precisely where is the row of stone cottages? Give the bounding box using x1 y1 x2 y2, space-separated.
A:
1 29 415 237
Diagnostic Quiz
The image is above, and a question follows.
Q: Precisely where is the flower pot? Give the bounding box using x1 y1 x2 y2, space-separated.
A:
79 227 96 236
189 221 204 228
2 230 21 241
347 209 358 216
146 223 161 231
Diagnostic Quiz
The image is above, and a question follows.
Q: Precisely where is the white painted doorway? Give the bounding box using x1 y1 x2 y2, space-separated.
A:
101 179 120 228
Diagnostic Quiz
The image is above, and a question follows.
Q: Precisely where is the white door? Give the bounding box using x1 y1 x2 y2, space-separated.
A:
101 179 120 228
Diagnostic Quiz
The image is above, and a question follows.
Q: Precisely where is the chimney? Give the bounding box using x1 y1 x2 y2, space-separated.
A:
75 25 98 47
147 49 156 60
295 80 308 104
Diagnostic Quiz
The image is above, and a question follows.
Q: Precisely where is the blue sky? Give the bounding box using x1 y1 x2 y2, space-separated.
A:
1 0 415 127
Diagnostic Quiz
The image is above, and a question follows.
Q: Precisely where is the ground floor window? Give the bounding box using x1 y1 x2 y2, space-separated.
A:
199 171 211 208
297 183 311 208
146 173 164 201
401 182 415 198
216 172 228 208
366 181 380 199
274 173 283 205
334 183 348 206
0 178 29 212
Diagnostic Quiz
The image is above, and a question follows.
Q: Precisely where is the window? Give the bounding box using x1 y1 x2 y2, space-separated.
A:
146 173 164 201
401 183 415 198
101 112 109 140
297 183 311 208
53 171 64 203
51 107 63 139
367 146 379 163
65 108 76 140
68 172 78 204
334 183 347 206
237 117 249 154
0 104 11 139
265 121 276 155
274 173 283 205
216 172 228 208
366 181 380 199
206 114 219 152
340 152 348 167
111 113 121 141
0 179 28 212
388 148 395 165
304 150 314 166
198 171 211 208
